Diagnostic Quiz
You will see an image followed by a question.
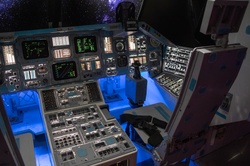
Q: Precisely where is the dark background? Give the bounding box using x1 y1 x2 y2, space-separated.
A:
138 0 214 47
0 0 214 47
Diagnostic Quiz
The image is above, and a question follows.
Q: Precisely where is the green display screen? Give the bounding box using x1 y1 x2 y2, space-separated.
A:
52 61 77 81
74 36 97 53
22 40 49 60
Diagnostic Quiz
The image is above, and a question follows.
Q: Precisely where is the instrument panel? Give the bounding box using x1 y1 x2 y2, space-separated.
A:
38 81 137 166
155 46 193 97
0 22 164 93
0 21 193 166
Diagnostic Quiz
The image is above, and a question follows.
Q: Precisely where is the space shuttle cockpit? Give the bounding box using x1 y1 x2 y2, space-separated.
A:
0 0 250 166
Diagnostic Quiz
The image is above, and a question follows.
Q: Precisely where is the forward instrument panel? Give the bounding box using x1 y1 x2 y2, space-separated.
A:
0 22 164 93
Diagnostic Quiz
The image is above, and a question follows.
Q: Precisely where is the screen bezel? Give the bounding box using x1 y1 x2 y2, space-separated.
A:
22 40 50 60
52 61 78 81
74 36 98 54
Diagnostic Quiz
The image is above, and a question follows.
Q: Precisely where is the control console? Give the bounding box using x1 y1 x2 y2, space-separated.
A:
155 46 193 97
0 22 163 94
38 81 137 166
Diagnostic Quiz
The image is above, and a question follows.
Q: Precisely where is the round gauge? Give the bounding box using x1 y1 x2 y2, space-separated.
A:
115 41 125 52
150 38 160 47
117 55 128 67
150 52 157 59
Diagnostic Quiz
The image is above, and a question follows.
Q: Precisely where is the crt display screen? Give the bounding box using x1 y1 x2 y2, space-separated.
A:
22 40 49 60
52 61 77 81
74 36 97 54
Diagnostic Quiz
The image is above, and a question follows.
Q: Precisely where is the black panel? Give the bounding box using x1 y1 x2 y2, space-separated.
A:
138 0 214 47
